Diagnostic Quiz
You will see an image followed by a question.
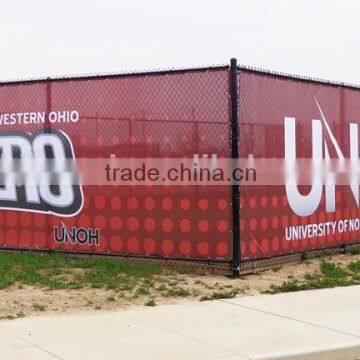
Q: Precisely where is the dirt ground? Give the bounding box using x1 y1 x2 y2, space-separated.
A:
0 252 358 320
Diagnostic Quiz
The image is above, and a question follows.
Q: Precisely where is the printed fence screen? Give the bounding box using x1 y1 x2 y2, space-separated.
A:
238 68 360 261
0 59 359 272
0 67 232 261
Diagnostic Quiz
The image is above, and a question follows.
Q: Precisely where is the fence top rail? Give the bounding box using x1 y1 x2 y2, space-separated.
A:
238 64 360 91
1 60 359 91
0 64 229 87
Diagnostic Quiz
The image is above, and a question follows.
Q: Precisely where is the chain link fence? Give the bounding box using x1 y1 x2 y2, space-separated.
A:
0 66 233 265
238 66 360 268
0 60 359 275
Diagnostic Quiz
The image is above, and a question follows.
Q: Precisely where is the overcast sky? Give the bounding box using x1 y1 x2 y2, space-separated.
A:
1 0 359 84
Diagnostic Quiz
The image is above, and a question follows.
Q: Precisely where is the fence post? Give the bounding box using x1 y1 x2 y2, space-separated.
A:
46 79 52 130
230 58 240 276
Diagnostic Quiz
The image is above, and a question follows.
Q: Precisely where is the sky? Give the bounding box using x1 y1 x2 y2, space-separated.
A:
0 0 359 84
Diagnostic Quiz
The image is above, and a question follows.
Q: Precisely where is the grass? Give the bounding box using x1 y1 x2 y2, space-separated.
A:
265 259 360 294
0 311 26 320
155 284 167 291
0 251 161 291
348 261 360 273
144 297 156 306
0 251 232 308
200 289 239 301
348 248 360 255
32 303 46 312
1 250 358 316
136 286 150 295
165 287 190 297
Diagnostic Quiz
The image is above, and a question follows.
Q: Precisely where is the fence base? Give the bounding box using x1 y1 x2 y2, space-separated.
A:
238 242 360 275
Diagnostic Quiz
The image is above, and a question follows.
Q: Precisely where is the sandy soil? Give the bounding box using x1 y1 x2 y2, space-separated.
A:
0 253 358 319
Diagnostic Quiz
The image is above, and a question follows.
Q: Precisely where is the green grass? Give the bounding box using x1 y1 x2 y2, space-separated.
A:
155 284 167 291
0 251 161 291
348 248 360 255
144 297 156 306
199 289 239 301
3 251 358 307
348 261 360 273
0 311 26 320
136 286 150 295
265 260 360 294
32 303 46 312
165 288 190 297
320 262 349 278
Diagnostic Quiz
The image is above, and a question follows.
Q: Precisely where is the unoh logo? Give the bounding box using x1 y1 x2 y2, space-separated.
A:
54 221 99 246
285 100 359 217
0 129 83 216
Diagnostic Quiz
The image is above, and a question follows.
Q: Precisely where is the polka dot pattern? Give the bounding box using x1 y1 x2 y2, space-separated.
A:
0 69 235 260
2 186 357 263
3 70 359 267
0 190 225 260
240 188 360 260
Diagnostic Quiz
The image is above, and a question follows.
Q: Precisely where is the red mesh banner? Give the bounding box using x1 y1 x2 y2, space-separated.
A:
2 64 357 266
239 69 360 260
0 68 232 261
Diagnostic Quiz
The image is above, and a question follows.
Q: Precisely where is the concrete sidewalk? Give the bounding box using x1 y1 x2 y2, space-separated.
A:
0 286 359 360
